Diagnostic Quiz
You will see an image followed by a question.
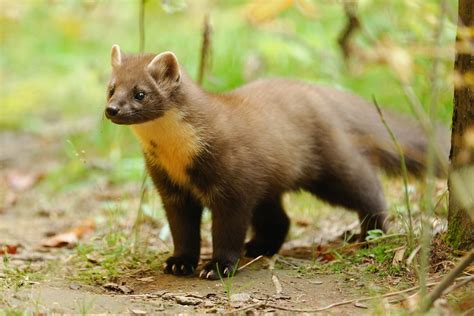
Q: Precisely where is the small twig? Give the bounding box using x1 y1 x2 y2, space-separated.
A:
419 249 474 312
406 245 422 266
274 255 301 268
197 13 212 85
337 0 360 60
433 189 449 214
271 274 283 295
444 275 474 293
132 170 148 250
238 255 263 271
267 254 283 294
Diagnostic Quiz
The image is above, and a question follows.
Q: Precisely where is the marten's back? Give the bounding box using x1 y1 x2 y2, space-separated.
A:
211 79 351 190
221 78 449 178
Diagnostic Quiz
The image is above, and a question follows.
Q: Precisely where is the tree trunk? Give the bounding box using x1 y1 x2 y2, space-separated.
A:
447 0 474 250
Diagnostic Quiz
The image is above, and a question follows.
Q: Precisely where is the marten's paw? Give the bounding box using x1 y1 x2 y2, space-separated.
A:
199 259 238 280
163 256 197 276
244 239 279 258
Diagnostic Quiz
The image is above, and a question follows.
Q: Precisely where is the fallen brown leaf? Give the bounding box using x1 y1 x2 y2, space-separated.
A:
41 232 79 248
0 244 18 255
41 219 95 248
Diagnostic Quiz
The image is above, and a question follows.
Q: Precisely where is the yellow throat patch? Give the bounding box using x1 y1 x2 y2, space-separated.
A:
131 109 202 186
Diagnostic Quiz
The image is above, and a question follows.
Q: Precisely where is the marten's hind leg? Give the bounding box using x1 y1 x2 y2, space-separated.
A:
245 195 290 257
307 153 387 240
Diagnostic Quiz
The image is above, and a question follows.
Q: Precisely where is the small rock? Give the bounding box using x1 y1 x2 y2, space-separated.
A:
129 308 147 315
309 280 323 285
203 300 215 308
152 290 169 297
69 283 81 290
103 282 133 294
354 301 368 309
162 292 178 300
205 293 217 298
103 282 120 291
118 285 133 295
230 293 251 303
273 293 291 300
175 295 202 306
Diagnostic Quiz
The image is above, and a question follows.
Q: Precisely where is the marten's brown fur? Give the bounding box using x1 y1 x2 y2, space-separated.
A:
105 45 449 280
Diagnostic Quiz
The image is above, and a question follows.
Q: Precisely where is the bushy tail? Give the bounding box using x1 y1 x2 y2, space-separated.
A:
319 86 450 177
359 110 450 177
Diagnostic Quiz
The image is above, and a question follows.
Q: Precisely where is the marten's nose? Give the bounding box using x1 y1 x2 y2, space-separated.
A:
105 106 119 117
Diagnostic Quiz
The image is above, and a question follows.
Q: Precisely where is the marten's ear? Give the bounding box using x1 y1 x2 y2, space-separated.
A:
111 44 122 68
147 52 181 84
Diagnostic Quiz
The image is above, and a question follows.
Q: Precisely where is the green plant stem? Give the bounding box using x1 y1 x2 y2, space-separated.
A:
134 0 147 251
401 84 448 175
372 97 414 250
197 14 211 85
420 0 447 299
139 0 146 53
132 170 148 251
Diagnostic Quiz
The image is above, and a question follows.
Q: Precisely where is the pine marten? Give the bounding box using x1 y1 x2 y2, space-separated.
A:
105 45 449 280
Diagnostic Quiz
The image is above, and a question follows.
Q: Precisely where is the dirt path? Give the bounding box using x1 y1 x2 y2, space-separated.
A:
1 129 469 314
3 269 367 314
0 129 373 314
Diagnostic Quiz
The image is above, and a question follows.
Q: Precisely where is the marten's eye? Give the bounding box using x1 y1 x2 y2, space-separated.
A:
134 91 146 101
108 85 115 98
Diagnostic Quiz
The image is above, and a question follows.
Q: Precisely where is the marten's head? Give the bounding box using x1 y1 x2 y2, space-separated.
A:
105 45 182 125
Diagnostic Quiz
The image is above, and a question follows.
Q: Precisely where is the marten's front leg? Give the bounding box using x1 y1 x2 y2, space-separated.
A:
161 192 203 275
147 163 203 276
199 201 251 280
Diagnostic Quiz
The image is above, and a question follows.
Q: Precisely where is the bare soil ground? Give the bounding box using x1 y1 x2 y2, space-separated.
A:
1 128 472 314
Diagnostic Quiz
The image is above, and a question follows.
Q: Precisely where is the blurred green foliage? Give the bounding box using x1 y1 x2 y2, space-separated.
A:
0 0 457 185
